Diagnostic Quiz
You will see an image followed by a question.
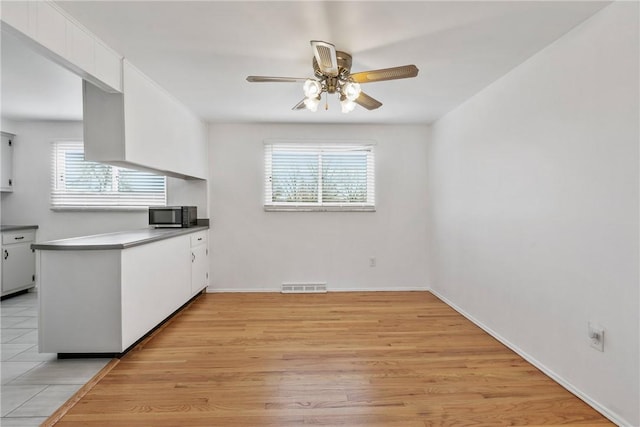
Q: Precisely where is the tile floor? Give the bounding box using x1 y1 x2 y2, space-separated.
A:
1 291 111 427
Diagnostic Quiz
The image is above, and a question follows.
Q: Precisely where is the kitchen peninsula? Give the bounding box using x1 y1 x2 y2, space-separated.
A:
32 226 209 356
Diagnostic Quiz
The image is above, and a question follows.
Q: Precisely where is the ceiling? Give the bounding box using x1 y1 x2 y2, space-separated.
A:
2 1 608 124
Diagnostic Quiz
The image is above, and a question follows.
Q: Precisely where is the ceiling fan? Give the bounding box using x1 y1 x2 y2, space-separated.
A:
246 40 419 113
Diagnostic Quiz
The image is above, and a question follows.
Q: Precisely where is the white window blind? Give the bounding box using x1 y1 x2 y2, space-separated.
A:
264 141 375 211
51 141 166 208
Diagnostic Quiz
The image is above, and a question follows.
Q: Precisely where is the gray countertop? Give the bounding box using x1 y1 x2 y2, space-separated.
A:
1 225 39 232
32 226 208 251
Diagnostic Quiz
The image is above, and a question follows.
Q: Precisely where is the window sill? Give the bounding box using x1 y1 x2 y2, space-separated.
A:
264 205 376 213
50 206 151 212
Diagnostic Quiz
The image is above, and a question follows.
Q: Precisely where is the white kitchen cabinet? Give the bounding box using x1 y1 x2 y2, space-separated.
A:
1 132 15 192
1 0 123 93
2 229 36 297
36 228 208 354
66 20 95 75
120 236 192 349
93 39 123 92
35 1 67 56
83 61 208 180
190 231 209 295
0 1 35 37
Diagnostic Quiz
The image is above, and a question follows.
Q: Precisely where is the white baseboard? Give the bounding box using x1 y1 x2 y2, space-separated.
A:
429 288 629 427
207 285 429 293
330 286 429 292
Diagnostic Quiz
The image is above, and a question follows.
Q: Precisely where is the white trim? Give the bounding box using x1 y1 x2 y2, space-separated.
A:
330 286 429 292
429 288 629 427
50 206 148 212
264 205 375 213
207 285 429 293
207 288 276 293
264 138 377 147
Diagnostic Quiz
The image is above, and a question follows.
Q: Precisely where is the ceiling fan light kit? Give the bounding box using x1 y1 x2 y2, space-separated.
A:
303 95 321 112
343 82 361 101
303 79 322 98
247 40 419 114
340 96 357 113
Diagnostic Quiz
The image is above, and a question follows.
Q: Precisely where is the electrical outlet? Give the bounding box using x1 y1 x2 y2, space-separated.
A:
369 257 376 267
588 322 604 352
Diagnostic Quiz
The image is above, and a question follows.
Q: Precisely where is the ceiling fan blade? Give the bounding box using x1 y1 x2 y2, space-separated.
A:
246 76 309 83
292 99 307 110
354 92 383 110
350 65 419 83
311 40 339 77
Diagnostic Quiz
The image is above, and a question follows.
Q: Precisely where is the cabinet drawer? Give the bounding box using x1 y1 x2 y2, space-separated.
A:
2 230 36 245
190 231 207 247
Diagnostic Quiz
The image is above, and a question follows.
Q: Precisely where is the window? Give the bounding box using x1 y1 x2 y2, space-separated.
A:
264 141 375 211
51 141 166 209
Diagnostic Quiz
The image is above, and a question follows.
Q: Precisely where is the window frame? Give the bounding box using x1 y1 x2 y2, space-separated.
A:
50 141 167 211
264 139 376 212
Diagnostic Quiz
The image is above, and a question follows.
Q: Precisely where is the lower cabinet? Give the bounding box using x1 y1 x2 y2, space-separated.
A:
38 230 209 354
190 231 208 294
2 229 36 297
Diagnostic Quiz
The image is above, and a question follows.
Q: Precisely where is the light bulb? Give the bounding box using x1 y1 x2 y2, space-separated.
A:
340 97 356 113
304 96 321 112
303 79 322 98
342 81 361 101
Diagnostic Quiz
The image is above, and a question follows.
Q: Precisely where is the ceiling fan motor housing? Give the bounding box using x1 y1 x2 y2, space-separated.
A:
313 51 353 94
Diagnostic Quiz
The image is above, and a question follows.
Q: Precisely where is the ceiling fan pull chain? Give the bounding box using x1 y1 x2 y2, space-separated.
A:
325 92 329 111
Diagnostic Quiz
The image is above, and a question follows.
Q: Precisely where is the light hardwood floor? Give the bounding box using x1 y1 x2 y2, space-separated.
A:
53 292 612 426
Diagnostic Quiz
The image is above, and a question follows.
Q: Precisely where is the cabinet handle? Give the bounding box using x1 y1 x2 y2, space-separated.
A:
14 236 24 240
3 250 8 260
192 253 195 262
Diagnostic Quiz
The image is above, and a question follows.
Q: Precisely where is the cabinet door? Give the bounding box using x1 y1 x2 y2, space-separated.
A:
94 40 123 92
1 134 14 192
191 244 208 294
1 1 34 37
67 21 95 74
35 1 67 56
2 243 35 294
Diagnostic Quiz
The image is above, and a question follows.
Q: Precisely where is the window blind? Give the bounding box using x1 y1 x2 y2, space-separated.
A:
51 141 166 208
264 141 375 211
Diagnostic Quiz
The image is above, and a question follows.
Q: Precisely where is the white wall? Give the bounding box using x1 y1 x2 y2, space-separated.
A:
427 3 638 425
1 121 146 241
1 118 19 135
0 120 207 242
166 177 208 218
208 123 429 292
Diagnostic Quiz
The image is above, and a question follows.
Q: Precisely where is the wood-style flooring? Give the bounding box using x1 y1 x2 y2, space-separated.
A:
52 292 612 426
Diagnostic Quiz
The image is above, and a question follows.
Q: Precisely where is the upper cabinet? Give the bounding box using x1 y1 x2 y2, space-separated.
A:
1 132 14 192
2 1 207 180
1 1 122 92
0 1 33 39
83 61 208 180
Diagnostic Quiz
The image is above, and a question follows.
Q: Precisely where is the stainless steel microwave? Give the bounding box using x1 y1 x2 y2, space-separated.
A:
149 206 197 228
